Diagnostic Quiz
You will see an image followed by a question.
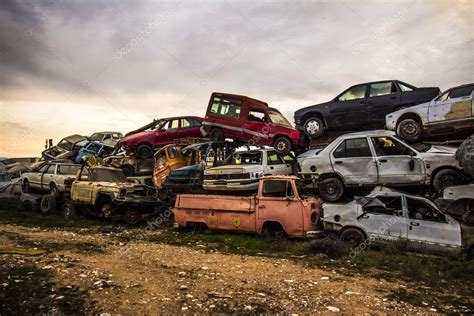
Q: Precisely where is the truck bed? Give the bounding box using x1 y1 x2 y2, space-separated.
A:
175 194 256 213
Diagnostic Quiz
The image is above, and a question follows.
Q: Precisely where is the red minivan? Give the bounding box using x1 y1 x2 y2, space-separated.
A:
118 116 204 158
201 92 302 154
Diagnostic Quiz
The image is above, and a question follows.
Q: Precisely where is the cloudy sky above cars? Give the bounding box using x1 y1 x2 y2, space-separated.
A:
0 0 472 156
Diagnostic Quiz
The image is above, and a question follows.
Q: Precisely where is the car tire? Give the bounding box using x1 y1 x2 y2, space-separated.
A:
273 136 292 155
136 144 153 159
456 135 474 178
63 203 76 220
40 194 56 214
121 165 134 177
396 118 421 142
50 184 61 198
22 179 31 193
340 228 366 248
319 177 344 202
303 117 324 138
125 209 141 225
210 128 224 141
432 169 462 193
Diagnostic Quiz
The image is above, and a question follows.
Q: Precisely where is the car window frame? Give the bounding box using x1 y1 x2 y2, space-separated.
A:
332 137 374 159
336 84 368 102
44 164 56 175
369 81 398 98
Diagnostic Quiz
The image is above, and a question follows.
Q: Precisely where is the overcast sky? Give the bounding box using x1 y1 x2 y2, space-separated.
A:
0 0 472 157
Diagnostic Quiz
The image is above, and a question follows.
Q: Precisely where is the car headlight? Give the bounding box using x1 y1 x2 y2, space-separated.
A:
119 189 127 197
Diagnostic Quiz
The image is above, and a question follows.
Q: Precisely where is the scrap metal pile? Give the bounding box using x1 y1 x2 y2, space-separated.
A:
1 82 473 256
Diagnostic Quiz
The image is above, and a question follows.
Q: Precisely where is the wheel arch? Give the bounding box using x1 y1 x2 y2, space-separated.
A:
259 220 287 235
396 112 423 127
94 192 115 210
302 111 327 127
339 225 368 240
429 166 464 187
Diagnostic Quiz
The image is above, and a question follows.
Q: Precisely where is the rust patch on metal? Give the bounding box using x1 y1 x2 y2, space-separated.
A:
446 100 471 120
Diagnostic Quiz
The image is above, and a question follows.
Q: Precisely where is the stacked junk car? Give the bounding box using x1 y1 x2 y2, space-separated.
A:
1 83 473 256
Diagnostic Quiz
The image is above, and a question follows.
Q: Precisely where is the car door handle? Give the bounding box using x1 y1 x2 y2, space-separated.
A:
259 205 266 209
410 222 420 226
379 159 387 163
334 161 343 164
390 96 397 100
270 166 274 169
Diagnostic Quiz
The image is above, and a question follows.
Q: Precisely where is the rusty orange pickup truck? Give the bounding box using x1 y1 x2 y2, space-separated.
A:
173 176 322 238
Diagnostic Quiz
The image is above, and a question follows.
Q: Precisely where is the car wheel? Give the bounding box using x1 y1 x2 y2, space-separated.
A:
63 203 77 220
456 135 474 178
122 165 134 177
40 194 57 214
273 136 291 155
22 179 31 193
210 128 224 141
397 118 421 142
303 117 324 138
319 177 344 202
125 209 141 225
432 169 462 193
50 184 61 198
340 228 366 248
136 144 153 159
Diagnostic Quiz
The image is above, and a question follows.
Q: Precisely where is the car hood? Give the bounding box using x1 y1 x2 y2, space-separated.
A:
322 201 361 221
424 145 457 155
294 101 333 118
120 131 155 144
205 164 262 175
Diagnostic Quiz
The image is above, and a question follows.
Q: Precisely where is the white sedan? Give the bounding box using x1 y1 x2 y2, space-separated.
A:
322 187 473 256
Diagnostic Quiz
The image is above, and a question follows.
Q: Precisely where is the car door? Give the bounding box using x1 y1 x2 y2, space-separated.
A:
357 195 408 244
41 164 56 190
265 151 292 175
180 117 203 139
257 179 304 236
330 137 378 185
29 164 48 188
156 119 181 145
328 84 368 128
405 196 462 254
72 169 94 203
242 110 271 144
428 85 474 126
367 81 401 125
369 136 424 185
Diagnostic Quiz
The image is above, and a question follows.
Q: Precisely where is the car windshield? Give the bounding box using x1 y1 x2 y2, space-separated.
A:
90 168 126 182
0 159 16 166
86 143 102 153
231 152 262 165
58 139 74 151
89 133 104 141
267 110 292 127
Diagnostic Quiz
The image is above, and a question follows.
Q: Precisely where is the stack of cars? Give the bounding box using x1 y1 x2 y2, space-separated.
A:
1 81 472 255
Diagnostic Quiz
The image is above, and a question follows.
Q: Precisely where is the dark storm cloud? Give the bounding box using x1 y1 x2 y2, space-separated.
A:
0 0 472 110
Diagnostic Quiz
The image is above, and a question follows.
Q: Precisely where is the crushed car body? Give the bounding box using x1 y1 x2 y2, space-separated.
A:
386 83 474 142
322 187 473 255
41 134 88 161
297 130 464 201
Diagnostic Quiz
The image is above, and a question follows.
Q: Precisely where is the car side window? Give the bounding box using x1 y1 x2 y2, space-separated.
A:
210 96 242 119
11 184 21 195
38 164 49 173
80 169 91 181
369 82 396 97
262 180 294 198
449 86 474 99
267 151 285 165
370 137 414 156
364 196 403 216
398 82 414 92
333 138 372 158
190 118 201 127
338 85 367 101
181 118 193 128
45 164 56 174
436 91 450 102
58 165 80 175
167 146 178 159
406 197 446 223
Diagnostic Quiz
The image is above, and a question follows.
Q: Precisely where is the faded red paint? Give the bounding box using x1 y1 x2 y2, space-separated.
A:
173 176 321 238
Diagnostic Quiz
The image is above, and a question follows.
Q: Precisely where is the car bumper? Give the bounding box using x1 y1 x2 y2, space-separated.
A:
203 179 259 191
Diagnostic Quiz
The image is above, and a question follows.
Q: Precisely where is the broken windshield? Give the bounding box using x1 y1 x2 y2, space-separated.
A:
267 110 292 127
90 168 126 182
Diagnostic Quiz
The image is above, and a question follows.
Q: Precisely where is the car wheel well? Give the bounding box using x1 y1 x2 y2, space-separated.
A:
340 226 367 237
396 112 422 126
136 141 153 149
430 167 463 190
261 221 286 235
94 193 113 211
319 173 344 183
303 112 326 127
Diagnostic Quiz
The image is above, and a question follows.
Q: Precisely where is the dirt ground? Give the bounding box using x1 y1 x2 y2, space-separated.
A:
1 219 473 314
